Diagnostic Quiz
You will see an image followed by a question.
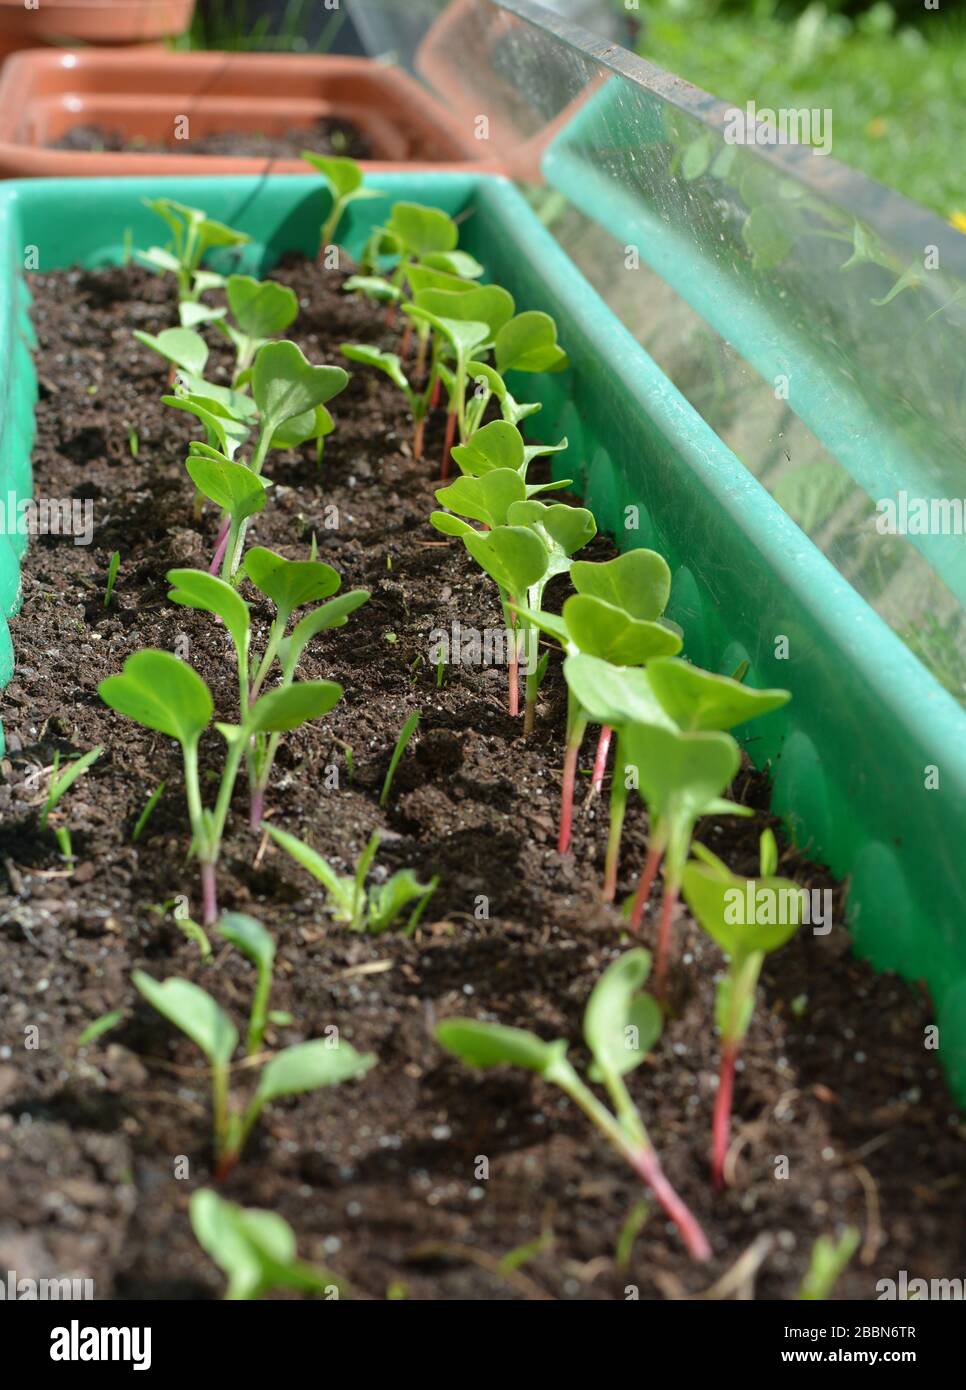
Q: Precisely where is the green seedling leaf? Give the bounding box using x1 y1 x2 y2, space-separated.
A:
254 1038 376 1107
562 593 683 665
414 284 515 338
179 373 259 421
163 393 250 460
264 825 357 921
434 469 526 529
248 680 343 734
131 782 165 843
367 869 438 935
495 311 569 374
570 549 672 622
429 511 475 538
167 569 250 666
190 1188 340 1301
422 250 484 279
647 656 791 731
217 912 275 975
134 327 209 376
506 499 597 578
243 547 341 618
40 745 102 829
584 948 663 1081
563 652 674 731
402 305 489 358
387 201 458 257
405 263 474 297
185 453 267 523
252 340 348 434
436 1019 567 1076
77 1009 125 1048
278 590 370 678
341 342 410 395
451 419 525 476
133 971 238 1065
226 275 298 338
462 525 549 596
681 858 804 960
343 274 403 304
271 404 334 451
798 1228 861 1301
302 151 366 197
179 301 227 330
99 650 212 747
104 551 120 607
379 709 420 808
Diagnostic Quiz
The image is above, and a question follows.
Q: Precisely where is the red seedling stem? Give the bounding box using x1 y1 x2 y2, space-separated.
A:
441 410 457 478
249 786 265 835
629 1143 711 1262
210 516 231 575
430 374 441 411
590 724 612 798
629 841 664 931
413 416 425 461
201 862 218 928
711 1041 738 1190
557 726 584 853
507 608 520 718
384 302 397 329
653 880 680 999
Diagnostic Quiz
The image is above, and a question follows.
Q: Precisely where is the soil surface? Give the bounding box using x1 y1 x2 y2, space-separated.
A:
1 255 963 1302
51 117 372 162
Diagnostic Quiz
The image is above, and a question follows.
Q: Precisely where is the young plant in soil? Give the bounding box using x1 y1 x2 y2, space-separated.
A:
185 445 270 580
99 648 342 924
39 745 102 861
133 944 376 1181
191 1188 344 1300
513 581 682 851
681 830 802 1187
340 343 433 459
437 949 711 1262
448 419 569 497
301 152 382 252
622 721 743 996
140 197 249 305
266 826 438 936
218 274 299 384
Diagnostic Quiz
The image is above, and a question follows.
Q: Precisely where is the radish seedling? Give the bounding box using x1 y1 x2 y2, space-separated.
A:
514 583 682 851
133 954 375 1180
190 1188 344 1300
266 826 438 936
185 446 269 580
218 274 299 383
99 649 342 924
140 197 248 303
437 949 710 1262
623 721 743 995
302 152 382 251
681 831 803 1187
133 325 209 389
340 344 431 459
448 419 569 497
647 656 791 732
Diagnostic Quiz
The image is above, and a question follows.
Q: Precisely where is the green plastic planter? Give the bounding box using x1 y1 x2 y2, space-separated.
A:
2 172 965 1101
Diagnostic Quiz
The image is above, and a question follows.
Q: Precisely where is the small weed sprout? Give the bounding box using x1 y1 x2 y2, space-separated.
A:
380 709 420 807
39 746 102 861
438 949 711 1262
266 826 438 936
797 1227 861 1300
131 782 165 843
104 550 120 608
133 921 375 1180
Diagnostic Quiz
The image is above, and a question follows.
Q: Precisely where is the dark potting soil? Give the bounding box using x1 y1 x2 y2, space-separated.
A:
1 254 963 1302
51 117 373 163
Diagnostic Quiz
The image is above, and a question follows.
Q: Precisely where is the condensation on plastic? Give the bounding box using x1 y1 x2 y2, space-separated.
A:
1 171 965 1102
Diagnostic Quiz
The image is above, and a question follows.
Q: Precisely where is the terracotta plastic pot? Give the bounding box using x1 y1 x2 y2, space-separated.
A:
0 48 500 177
414 0 599 184
0 0 194 55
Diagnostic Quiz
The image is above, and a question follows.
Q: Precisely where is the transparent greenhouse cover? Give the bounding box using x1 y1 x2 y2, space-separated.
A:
354 0 966 704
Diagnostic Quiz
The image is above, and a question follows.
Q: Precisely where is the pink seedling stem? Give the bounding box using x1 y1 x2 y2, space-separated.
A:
557 736 581 853
201 862 218 928
653 881 680 999
629 1144 711 1262
711 1042 738 1190
629 842 664 931
249 786 265 834
210 516 231 575
590 724 612 798
430 374 441 411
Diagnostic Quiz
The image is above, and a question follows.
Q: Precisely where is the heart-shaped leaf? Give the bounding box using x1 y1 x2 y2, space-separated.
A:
435 469 526 529
570 549 672 622
99 650 212 748
563 652 675 730
584 949 663 1080
414 284 515 338
506 499 597 578
495 311 569 374
436 1019 568 1076
167 568 250 661
562 593 682 665
422 249 484 279
252 341 348 433
462 525 549 596
134 327 208 376
451 420 525 477
255 1038 376 1107
301 151 366 196
217 913 276 974
248 680 343 734
243 547 341 618
387 201 458 257
133 972 237 1065
226 275 298 339
647 657 791 732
